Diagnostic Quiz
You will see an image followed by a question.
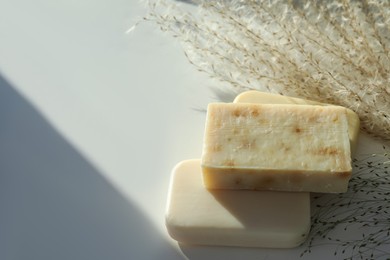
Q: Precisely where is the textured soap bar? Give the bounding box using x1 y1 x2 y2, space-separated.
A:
165 160 310 248
234 91 360 154
201 103 352 193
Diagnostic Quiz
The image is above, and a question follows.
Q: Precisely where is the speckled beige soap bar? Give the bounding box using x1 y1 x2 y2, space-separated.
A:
234 91 360 155
201 103 352 193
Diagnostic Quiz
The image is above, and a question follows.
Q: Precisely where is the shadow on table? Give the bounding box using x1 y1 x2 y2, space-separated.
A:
0 74 182 260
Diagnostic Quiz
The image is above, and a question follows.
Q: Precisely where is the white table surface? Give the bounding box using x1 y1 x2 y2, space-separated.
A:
0 1 388 259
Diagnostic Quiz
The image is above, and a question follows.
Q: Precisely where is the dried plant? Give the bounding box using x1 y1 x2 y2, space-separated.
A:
143 1 390 258
147 0 390 140
303 148 390 259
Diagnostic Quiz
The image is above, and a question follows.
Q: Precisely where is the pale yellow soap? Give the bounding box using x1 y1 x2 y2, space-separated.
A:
165 160 310 248
234 91 360 154
201 102 352 193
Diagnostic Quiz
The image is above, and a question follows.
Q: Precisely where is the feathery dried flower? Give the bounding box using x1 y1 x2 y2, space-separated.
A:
303 148 390 259
148 0 390 140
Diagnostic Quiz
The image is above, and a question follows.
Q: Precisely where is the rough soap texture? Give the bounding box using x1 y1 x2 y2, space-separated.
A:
233 90 360 155
201 103 352 193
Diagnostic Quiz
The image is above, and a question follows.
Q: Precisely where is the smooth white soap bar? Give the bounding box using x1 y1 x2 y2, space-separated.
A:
165 159 310 248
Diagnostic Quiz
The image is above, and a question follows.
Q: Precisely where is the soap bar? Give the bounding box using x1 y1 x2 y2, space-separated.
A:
201 103 352 193
234 91 360 154
165 159 310 248
233 90 324 105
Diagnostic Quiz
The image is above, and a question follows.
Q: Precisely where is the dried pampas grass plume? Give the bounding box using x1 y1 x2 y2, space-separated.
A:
148 0 390 140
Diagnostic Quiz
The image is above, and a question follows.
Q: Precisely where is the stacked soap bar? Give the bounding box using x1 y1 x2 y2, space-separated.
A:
165 91 360 248
233 91 360 154
201 103 352 193
166 159 310 248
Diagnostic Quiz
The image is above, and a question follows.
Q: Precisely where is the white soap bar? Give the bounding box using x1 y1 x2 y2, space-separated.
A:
165 159 310 248
234 91 360 154
201 103 352 193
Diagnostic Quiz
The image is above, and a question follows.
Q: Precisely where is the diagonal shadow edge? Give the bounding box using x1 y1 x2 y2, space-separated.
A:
0 74 182 260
